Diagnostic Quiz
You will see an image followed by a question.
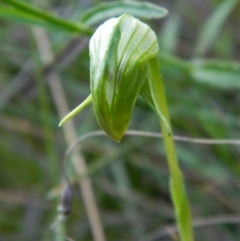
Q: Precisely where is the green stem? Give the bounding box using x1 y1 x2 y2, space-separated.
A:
59 94 92 126
2 0 93 35
149 57 194 241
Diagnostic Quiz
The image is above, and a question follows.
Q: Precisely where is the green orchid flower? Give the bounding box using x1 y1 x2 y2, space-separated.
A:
59 13 193 241
59 14 170 142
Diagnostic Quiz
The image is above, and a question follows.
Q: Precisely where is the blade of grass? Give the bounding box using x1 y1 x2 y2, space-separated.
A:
30 35 58 184
0 7 51 26
1 0 93 34
193 0 239 57
159 14 181 54
80 1 168 26
110 160 144 237
191 59 240 89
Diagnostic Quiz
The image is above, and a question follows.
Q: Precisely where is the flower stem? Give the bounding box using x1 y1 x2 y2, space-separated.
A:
149 57 194 241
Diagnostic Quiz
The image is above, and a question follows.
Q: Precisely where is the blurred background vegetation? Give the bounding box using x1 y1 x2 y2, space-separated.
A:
0 0 240 240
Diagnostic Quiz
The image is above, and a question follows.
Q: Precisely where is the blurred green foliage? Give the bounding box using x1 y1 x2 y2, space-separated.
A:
0 0 240 241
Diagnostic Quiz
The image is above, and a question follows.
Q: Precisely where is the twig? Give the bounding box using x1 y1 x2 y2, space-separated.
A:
63 130 240 161
32 27 106 241
0 36 88 111
0 59 33 110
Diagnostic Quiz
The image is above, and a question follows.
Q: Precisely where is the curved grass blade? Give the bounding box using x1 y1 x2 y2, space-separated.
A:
0 0 93 35
0 7 64 30
193 0 238 57
80 1 168 26
159 14 181 54
191 59 240 89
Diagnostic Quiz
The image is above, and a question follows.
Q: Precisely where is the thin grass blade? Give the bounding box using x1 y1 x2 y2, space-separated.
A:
80 1 168 26
0 0 92 34
191 59 240 89
193 0 238 57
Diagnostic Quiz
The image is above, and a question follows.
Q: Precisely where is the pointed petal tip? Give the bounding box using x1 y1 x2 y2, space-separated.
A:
107 131 124 143
111 135 123 143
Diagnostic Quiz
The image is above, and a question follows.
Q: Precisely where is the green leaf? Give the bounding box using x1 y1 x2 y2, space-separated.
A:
80 1 168 26
193 0 238 56
89 14 159 142
0 6 60 30
0 0 92 34
191 59 240 89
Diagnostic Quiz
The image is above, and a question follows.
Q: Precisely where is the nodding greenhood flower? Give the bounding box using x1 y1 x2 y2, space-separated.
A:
59 14 170 142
